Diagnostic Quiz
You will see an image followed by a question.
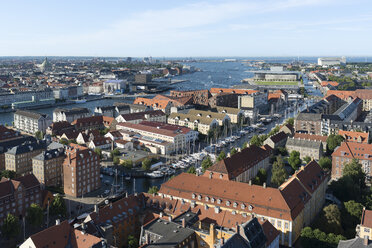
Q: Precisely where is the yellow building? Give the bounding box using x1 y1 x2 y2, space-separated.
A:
357 208 372 240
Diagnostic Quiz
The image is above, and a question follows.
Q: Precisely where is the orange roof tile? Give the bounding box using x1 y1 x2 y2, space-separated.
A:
338 130 369 144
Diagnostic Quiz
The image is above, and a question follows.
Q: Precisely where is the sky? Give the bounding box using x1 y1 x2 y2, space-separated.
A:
1 0 372 57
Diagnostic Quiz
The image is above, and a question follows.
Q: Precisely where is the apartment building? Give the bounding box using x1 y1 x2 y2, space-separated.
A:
71 116 105 131
63 144 101 197
0 125 22 142
331 142 372 182
158 160 328 247
5 140 46 176
116 121 190 155
170 89 211 106
32 148 65 187
14 110 52 134
209 92 240 108
168 112 222 135
357 208 372 241
205 144 272 182
115 110 166 124
216 106 244 124
53 107 90 123
133 97 172 114
94 106 116 117
293 133 328 150
338 130 369 144
0 174 42 225
286 137 323 160
294 113 323 135
327 89 372 111
263 131 288 149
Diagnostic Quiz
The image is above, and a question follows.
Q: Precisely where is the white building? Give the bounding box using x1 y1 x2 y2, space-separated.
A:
317 57 346 66
14 110 52 134
53 85 83 100
103 80 126 94
0 89 53 107
53 108 91 123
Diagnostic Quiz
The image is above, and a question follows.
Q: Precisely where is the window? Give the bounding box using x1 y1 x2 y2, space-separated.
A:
285 222 289 229
364 228 370 233
277 221 281 228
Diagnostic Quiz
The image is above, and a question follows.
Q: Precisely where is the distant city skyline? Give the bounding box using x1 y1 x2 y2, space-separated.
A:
1 0 372 57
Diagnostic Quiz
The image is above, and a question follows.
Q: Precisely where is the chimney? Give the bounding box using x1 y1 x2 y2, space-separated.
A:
56 219 60 225
210 224 216 245
160 212 163 217
248 180 252 185
168 216 172 222
364 236 369 246
94 204 98 213
236 222 240 235
263 182 266 188
182 218 186 228
209 172 213 179
221 237 225 245
146 233 150 245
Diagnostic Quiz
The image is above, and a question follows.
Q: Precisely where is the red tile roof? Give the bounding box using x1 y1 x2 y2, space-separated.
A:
0 125 20 142
159 173 309 220
332 141 372 161
117 122 184 137
361 208 372 228
210 88 258 95
338 130 369 144
205 145 272 179
293 133 327 143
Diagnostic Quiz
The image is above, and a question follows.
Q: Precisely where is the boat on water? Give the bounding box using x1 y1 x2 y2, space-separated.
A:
74 98 87 103
146 171 163 179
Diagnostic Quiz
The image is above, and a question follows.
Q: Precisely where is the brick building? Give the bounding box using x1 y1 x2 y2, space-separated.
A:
331 141 372 182
170 89 211 106
0 174 42 225
63 144 101 197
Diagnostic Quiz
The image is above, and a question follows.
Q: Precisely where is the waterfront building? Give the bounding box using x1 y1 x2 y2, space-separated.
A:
286 137 323 160
210 88 258 96
14 110 52 134
208 92 240 108
103 79 127 94
125 103 153 113
153 94 194 108
32 148 65 187
114 103 131 116
45 121 75 136
71 116 105 131
238 92 269 115
170 89 211 106
94 105 116 117
116 121 191 155
326 89 372 111
252 69 300 82
0 89 53 108
0 174 42 225
53 85 83 100
317 57 346 66
216 106 244 124
133 97 172 114
135 73 152 83
115 110 166 124
53 107 90 123
5 140 46 176
63 144 101 197
205 144 272 182
331 141 372 182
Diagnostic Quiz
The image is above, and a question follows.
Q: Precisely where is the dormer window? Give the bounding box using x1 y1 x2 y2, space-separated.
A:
211 198 215 203
241 204 246 210
226 201 230 206
205 196 209 202
233 202 238 208
192 193 196 199
217 199 222 204
197 195 202 200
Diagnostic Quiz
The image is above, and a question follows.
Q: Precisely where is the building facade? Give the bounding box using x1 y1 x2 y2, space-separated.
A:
63 144 101 197
14 110 52 134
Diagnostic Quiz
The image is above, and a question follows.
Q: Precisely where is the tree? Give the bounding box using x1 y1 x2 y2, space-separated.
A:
344 200 364 219
121 159 133 169
319 157 332 170
1 213 20 239
0 170 16 179
35 131 44 140
111 148 120 157
127 235 139 248
148 186 159 194
60 138 69 145
343 159 366 187
230 148 238 156
217 151 226 162
326 134 344 152
303 156 311 164
242 142 248 149
300 227 345 248
271 155 287 187
50 194 67 217
277 147 288 156
142 158 152 171
288 151 301 170
94 148 102 158
201 156 213 172
113 156 120 165
268 125 280 136
250 135 262 146
322 204 343 234
285 117 294 126
187 166 196 174
253 168 267 185
26 203 43 227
